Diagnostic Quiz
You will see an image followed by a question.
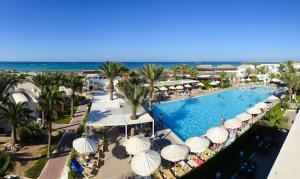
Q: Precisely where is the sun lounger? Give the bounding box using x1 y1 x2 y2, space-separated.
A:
173 166 186 177
178 161 192 172
83 167 93 178
187 159 198 168
70 158 84 175
200 152 210 161
161 169 175 179
152 170 164 179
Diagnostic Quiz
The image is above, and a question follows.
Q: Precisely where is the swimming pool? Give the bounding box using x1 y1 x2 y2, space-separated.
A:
153 86 273 141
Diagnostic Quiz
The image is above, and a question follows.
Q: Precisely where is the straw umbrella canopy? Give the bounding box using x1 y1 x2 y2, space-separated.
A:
255 102 268 109
224 118 243 129
246 107 261 115
169 86 176 90
235 113 252 121
73 137 98 154
184 84 192 88
159 86 168 91
131 150 161 176
206 127 229 144
176 85 184 90
161 144 189 162
123 136 151 155
265 95 279 103
185 137 210 153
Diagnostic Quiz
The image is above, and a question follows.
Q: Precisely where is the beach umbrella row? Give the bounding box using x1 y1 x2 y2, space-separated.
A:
224 118 242 129
246 107 261 115
236 112 252 121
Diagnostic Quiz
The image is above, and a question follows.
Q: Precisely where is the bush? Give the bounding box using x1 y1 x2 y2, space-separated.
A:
17 126 32 143
0 152 11 177
27 122 43 140
76 124 84 137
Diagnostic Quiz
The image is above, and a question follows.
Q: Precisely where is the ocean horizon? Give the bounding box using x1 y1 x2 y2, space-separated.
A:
0 61 280 72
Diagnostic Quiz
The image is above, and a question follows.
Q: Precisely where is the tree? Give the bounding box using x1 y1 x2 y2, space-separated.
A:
219 71 227 85
244 67 253 78
66 74 84 117
281 72 299 108
188 68 198 79
278 63 286 73
250 62 260 74
0 73 17 103
32 73 52 89
171 65 179 79
261 109 287 129
257 66 268 74
0 101 32 145
100 61 124 100
39 86 65 158
138 64 163 112
179 64 189 76
117 79 148 120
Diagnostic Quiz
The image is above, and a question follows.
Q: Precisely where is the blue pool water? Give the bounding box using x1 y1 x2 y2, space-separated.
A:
153 86 273 141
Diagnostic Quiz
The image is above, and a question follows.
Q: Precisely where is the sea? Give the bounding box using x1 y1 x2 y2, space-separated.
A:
0 61 279 72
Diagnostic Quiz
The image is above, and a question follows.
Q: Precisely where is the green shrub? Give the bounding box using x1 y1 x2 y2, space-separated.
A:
76 124 84 137
17 126 32 142
0 152 11 177
27 122 43 140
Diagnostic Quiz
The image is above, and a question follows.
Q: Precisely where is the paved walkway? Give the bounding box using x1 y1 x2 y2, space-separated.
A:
39 101 89 179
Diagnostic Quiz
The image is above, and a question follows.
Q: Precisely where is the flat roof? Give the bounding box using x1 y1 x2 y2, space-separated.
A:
86 92 153 127
268 111 300 179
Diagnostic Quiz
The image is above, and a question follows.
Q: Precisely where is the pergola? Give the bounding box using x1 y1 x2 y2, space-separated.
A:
86 92 154 138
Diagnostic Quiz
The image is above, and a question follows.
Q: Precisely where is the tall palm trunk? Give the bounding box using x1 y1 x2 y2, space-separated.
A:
71 95 74 117
47 122 52 158
130 107 138 120
42 110 45 128
148 83 154 112
288 88 293 108
109 80 114 100
11 124 17 145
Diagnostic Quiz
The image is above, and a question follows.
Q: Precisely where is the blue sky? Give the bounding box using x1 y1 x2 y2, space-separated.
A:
0 0 299 62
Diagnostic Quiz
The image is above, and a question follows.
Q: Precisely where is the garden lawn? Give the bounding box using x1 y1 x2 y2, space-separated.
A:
25 133 62 178
54 105 79 124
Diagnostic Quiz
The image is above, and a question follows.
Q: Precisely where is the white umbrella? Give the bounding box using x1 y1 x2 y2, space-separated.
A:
73 137 98 154
224 118 242 129
176 85 184 90
184 84 192 88
246 107 262 115
235 112 252 121
185 137 210 153
206 126 229 144
169 86 176 90
123 136 151 155
159 86 168 91
255 102 268 109
214 81 221 84
265 95 279 103
161 144 189 162
241 79 246 82
131 150 161 176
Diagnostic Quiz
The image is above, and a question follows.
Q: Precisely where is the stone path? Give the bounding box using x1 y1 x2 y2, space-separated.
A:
38 101 88 179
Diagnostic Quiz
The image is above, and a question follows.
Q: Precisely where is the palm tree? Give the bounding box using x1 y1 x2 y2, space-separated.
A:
32 73 52 89
0 101 32 145
262 109 287 129
250 62 260 75
117 79 148 120
171 65 179 79
219 71 227 85
179 64 189 77
39 86 65 158
66 74 84 117
278 63 286 73
188 68 198 79
281 72 299 108
257 66 268 74
244 67 253 78
100 61 124 100
286 60 295 73
0 73 17 103
139 64 163 112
